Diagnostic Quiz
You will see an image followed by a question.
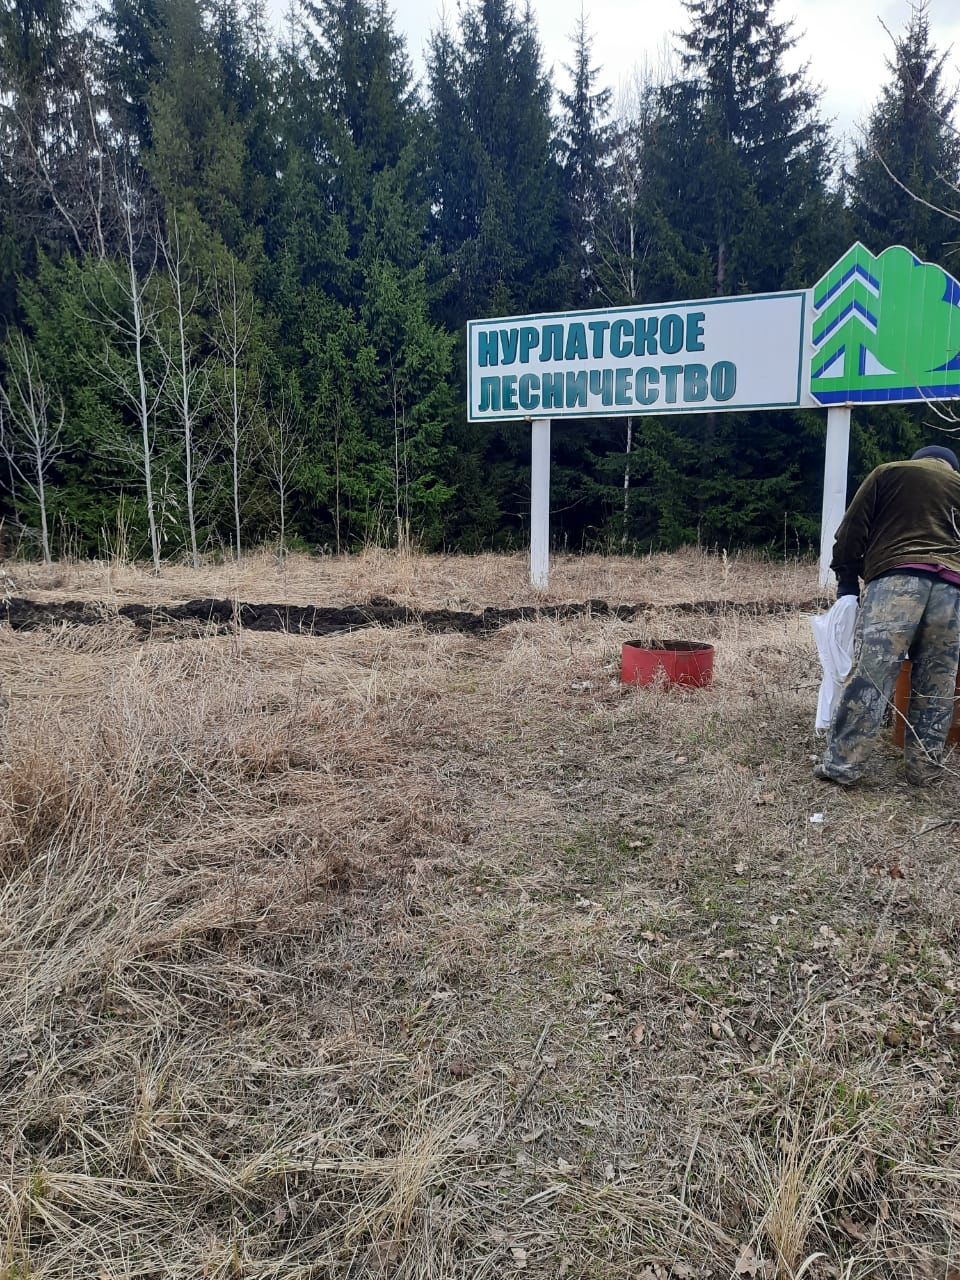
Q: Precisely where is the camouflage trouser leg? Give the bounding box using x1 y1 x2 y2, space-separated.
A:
821 574 960 782
905 580 960 780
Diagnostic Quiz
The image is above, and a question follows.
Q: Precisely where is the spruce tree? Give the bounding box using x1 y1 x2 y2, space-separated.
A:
0 0 108 283
232 0 279 229
640 0 840 548
98 0 165 151
306 0 416 254
268 0 333 278
267 0 454 549
849 0 960 263
145 0 245 247
427 0 563 324
846 4 960 498
359 169 455 547
558 13 613 306
667 0 833 294
0 0 74 128
425 0 566 549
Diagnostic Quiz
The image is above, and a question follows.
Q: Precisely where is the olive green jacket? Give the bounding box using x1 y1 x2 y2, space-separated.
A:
831 459 960 585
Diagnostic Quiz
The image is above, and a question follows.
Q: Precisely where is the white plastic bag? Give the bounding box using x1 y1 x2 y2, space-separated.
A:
810 595 859 732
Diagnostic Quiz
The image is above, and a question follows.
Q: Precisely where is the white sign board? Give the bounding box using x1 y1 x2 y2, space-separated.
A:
467 292 808 422
468 243 960 587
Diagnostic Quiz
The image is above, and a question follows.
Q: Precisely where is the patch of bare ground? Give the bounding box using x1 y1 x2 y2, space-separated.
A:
0 554 958 1279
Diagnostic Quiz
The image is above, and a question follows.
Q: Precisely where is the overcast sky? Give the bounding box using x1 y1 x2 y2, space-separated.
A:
268 0 960 143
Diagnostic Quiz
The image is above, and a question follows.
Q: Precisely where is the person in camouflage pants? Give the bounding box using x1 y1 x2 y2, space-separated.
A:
820 573 960 784
817 445 960 787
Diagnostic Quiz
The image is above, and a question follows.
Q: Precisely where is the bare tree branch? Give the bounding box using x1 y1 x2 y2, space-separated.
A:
0 333 65 562
211 257 258 561
79 170 167 568
260 389 304 562
158 214 212 568
863 134 960 225
878 15 960 142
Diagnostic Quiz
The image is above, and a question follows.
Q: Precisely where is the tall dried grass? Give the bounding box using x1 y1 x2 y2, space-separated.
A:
0 565 958 1278
10 545 820 610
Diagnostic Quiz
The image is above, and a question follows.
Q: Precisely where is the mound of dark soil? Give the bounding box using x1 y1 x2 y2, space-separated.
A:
0 594 823 637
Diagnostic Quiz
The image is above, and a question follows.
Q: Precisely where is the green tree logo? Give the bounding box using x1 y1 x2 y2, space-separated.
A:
810 242 960 405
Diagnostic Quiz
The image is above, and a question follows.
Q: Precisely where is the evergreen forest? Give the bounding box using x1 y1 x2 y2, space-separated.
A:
1 0 958 563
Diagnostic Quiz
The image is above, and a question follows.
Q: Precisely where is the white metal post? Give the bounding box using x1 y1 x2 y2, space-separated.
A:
530 417 551 589
819 406 852 588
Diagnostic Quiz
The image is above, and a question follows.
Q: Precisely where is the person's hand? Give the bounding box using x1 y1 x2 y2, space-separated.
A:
836 574 860 603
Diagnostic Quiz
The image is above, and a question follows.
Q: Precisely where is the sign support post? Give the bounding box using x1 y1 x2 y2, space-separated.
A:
469 243 960 590
530 417 551 589
819 405 851 587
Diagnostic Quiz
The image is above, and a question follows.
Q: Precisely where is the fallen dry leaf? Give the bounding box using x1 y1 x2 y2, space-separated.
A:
510 1246 528 1269
367 1239 403 1267
838 1216 869 1241
631 1021 646 1045
734 1242 761 1276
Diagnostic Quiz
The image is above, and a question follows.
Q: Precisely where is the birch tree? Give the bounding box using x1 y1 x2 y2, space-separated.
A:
595 70 660 546
0 332 64 562
212 254 256 560
260 390 303 562
158 214 210 568
86 180 165 570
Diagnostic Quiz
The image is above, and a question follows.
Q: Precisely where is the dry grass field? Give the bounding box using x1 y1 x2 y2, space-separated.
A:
1 549 959 1279
5 546 815 610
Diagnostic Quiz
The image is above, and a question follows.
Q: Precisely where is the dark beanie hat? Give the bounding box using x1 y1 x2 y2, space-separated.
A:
912 445 960 471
